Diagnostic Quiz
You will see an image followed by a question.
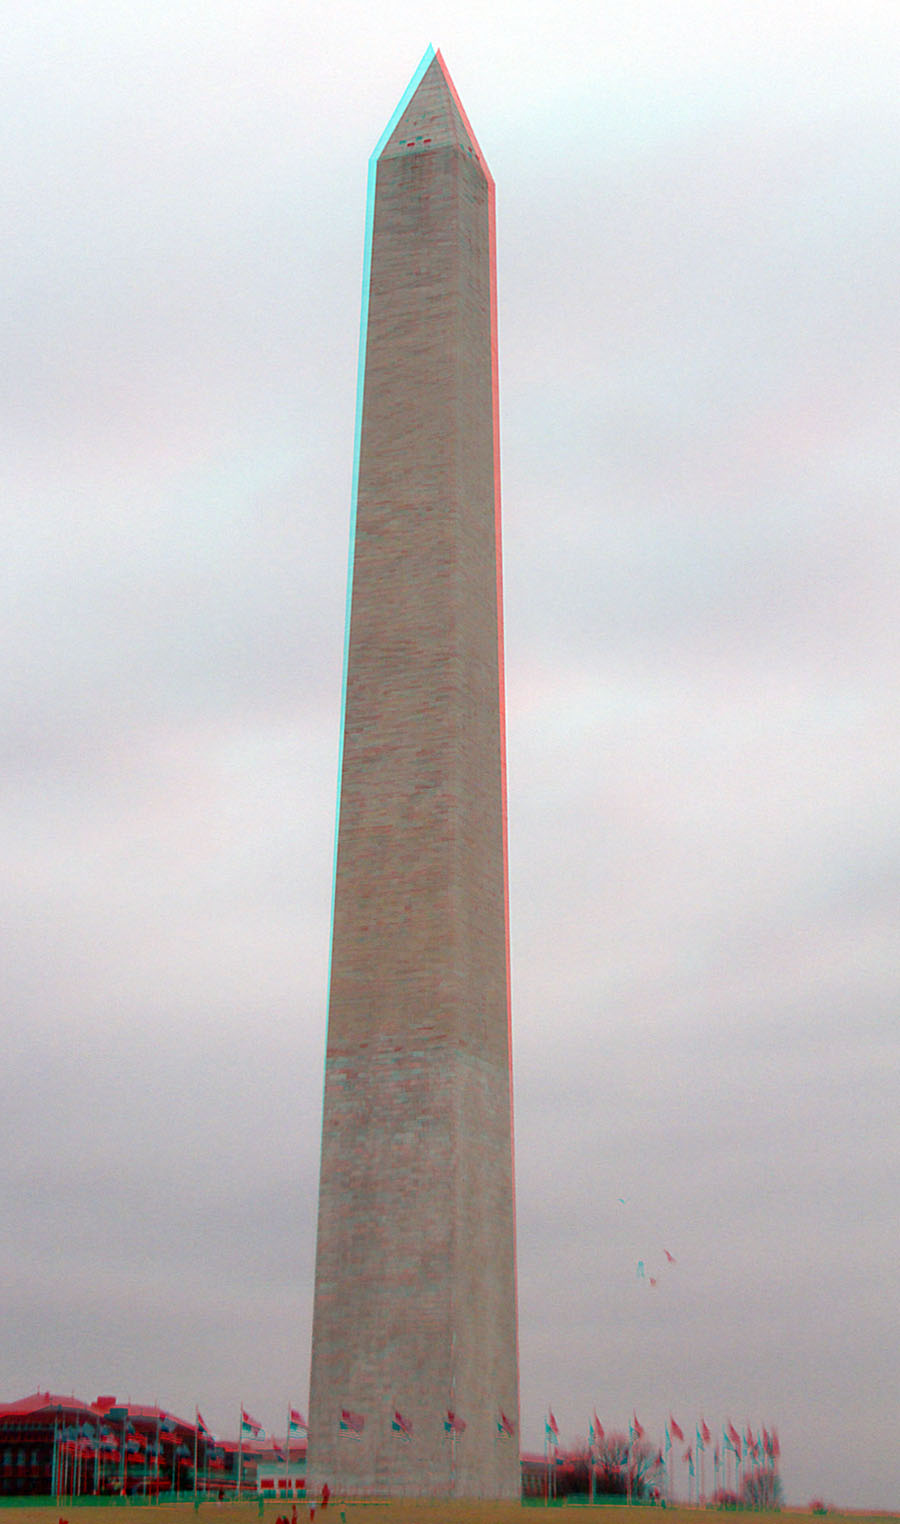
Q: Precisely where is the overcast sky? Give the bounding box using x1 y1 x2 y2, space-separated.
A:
3 1 898 1512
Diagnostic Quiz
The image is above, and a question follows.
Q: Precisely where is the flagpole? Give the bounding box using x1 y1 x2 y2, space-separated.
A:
51 1409 59 1501
237 1407 243 1500
449 1330 457 1498
237 1402 245 1499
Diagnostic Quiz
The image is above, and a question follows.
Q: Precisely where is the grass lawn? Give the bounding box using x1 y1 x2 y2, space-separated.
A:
0 1503 897 1524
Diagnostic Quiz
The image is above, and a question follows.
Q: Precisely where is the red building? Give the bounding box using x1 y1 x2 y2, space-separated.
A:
0 1393 207 1498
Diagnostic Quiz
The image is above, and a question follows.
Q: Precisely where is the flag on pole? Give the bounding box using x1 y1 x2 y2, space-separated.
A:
444 1411 466 1434
589 1414 604 1447
685 1447 694 1478
701 1420 711 1447
288 1411 307 1433
391 1410 412 1440
546 1412 559 1440
196 1413 211 1440
669 1416 684 1443
664 1425 671 1456
241 1411 263 1438
723 1426 740 1459
497 1412 515 1437
631 1412 645 1441
339 1410 365 1435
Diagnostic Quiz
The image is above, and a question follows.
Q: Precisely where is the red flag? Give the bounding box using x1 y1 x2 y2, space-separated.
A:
727 1421 742 1455
591 1413 604 1443
632 1412 645 1440
701 1420 712 1446
444 1411 466 1434
669 1416 684 1443
664 1249 677 1263
497 1412 515 1437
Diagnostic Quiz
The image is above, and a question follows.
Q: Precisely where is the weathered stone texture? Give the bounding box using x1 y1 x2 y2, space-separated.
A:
307 53 518 1499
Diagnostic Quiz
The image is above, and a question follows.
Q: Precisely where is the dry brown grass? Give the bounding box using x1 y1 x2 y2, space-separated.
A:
0 1503 897 1524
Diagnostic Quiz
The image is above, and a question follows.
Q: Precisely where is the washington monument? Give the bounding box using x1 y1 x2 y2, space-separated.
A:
306 50 519 1498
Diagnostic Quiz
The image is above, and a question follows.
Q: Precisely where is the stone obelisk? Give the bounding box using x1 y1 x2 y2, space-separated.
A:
306 49 519 1499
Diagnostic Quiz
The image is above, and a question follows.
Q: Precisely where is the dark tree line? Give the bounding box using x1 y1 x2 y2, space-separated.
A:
552 1434 665 1501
